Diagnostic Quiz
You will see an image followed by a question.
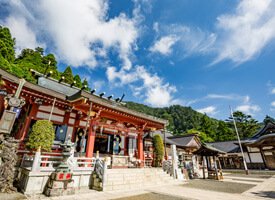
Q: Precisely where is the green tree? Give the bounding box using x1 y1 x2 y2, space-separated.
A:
227 111 261 139
0 26 15 63
186 129 214 143
124 102 217 136
161 112 174 132
73 75 82 88
35 47 44 56
27 120 55 152
198 114 217 141
62 66 74 84
216 121 235 141
42 53 59 79
153 135 164 167
82 78 91 91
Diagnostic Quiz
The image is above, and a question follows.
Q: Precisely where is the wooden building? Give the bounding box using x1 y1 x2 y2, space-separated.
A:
0 68 167 168
210 121 275 170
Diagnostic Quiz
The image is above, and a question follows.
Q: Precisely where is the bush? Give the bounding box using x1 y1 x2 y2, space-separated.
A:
27 120 55 152
153 134 164 167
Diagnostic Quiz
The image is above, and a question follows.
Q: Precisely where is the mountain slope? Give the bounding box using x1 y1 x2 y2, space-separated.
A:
125 101 216 134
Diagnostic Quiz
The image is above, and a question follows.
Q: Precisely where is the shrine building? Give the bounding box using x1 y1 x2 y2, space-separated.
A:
0 68 167 168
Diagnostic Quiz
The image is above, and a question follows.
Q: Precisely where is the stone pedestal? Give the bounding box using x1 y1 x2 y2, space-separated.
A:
44 172 75 196
44 140 76 196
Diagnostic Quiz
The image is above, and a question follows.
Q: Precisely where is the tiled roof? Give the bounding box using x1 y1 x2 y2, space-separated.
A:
168 134 200 148
194 143 226 156
1 68 168 126
208 141 240 153
251 121 275 139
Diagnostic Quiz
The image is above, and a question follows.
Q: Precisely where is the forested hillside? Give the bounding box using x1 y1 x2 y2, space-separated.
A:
0 26 273 142
125 102 275 142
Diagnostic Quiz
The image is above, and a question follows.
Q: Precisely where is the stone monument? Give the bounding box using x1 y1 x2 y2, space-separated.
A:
171 144 184 180
44 140 75 196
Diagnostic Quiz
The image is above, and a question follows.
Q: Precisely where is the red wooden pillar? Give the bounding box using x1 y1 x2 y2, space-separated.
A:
137 132 144 167
85 121 95 158
63 111 70 125
19 103 38 141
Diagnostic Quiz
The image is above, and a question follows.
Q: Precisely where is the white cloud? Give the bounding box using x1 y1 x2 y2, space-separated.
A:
91 80 105 92
4 16 43 54
243 95 250 104
271 101 275 107
107 65 178 107
153 0 275 65
106 67 139 85
174 26 216 55
213 0 275 64
2 0 139 69
197 106 217 115
207 94 237 100
233 93 261 116
2 0 178 107
153 22 159 33
235 104 261 115
149 35 178 55
136 66 177 106
201 93 250 104
271 88 275 94
151 25 216 57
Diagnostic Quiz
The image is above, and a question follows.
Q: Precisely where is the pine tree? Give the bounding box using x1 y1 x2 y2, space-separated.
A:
82 78 91 91
73 75 82 88
62 66 74 84
226 111 261 139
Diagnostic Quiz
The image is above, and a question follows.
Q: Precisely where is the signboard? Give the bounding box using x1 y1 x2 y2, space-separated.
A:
0 89 7 96
0 110 17 134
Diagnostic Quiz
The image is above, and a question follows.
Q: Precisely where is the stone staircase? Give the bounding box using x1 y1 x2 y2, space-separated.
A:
103 168 181 191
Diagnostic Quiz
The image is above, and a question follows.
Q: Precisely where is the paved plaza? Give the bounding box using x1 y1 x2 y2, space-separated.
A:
1 173 274 200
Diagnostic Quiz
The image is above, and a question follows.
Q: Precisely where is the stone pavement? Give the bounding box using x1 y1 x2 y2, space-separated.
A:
243 175 275 199
3 174 275 200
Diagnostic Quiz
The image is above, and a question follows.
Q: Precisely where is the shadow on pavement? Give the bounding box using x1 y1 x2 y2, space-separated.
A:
252 191 275 199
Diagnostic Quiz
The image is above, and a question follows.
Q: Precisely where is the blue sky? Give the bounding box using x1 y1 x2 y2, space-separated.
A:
1 0 275 121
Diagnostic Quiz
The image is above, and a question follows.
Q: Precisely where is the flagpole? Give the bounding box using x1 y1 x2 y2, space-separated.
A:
229 106 249 175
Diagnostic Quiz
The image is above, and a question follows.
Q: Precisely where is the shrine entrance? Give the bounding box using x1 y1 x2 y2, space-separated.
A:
94 133 113 155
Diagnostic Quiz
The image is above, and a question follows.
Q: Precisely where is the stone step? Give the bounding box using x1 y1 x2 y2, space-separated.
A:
102 168 181 191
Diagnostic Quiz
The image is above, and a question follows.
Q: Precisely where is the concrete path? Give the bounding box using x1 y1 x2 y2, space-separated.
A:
243 175 275 199
222 174 266 185
5 174 275 200
148 185 258 200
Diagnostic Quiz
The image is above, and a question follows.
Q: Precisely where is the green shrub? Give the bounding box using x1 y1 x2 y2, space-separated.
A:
27 120 55 152
153 134 164 167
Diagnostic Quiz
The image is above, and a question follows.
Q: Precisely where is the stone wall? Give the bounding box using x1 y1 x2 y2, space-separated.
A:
17 168 94 195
